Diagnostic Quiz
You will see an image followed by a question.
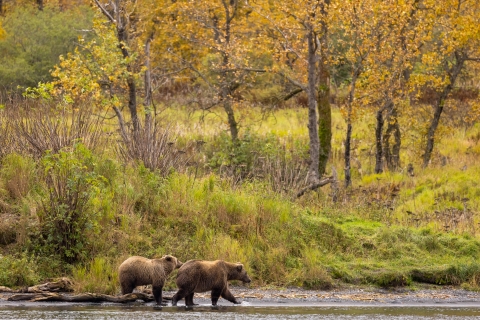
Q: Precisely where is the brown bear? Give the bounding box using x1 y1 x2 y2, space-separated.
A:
172 259 251 306
118 255 183 305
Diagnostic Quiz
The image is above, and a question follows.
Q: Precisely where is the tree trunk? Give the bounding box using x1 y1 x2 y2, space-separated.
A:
0 0 3 16
344 67 360 188
37 0 44 11
95 0 140 136
224 98 239 142
306 28 320 184
220 50 239 142
113 106 129 143
218 4 239 143
126 76 140 134
423 52 465 167
144 31 154 137
317 80 331 177
383 104 401 171
374 109 384 173
344 119 352 187
317 0 331 177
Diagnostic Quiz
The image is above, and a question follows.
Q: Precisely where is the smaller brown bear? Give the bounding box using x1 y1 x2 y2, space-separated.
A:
172 259 251 306
118 255 183 305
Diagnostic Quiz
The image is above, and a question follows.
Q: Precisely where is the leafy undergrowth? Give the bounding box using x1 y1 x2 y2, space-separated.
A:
0 108 479 294
5 171 479 294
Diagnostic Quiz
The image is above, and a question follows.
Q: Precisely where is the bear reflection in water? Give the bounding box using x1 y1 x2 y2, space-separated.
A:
172 259 252 307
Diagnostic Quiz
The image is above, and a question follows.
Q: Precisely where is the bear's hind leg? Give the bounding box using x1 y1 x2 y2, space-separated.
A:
152 285 165 306
120 281 135 295
172 288 189 306
211 288 223 306
185 293 198 307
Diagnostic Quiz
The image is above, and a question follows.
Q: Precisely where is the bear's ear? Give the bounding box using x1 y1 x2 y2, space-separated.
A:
165 256 172 262
237 264 243 272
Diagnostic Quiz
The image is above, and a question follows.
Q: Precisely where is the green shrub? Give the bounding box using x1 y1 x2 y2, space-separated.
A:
0 254 39 288
29 143 110 263
72 257 119 295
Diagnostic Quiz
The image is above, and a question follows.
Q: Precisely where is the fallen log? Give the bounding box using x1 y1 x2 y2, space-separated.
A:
7 292 173 303
26 277 74 293
0 278 75 294
0 286 13 293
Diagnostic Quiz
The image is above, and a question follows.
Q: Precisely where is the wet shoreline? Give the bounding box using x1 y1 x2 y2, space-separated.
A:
2 285 480 308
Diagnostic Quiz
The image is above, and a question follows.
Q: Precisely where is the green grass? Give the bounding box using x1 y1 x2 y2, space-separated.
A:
0 105 480 292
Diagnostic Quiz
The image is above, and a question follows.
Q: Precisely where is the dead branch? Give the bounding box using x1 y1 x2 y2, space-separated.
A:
296 176 334 198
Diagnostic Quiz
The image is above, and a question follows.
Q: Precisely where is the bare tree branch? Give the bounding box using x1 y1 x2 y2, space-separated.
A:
296 176 334 198
93 0 115 23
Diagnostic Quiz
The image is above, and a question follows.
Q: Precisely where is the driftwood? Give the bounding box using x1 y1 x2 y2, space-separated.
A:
25 277 74 293
2 278 175 304
0 286 13 293
296 176 334 198
8 292 159 303
0 277 74 294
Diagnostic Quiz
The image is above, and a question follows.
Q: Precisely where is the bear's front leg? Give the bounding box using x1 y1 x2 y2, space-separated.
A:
221 288 240 304
152 285 166 306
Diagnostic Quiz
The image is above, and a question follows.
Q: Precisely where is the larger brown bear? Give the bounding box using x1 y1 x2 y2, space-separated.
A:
172 259 251 306
118 255 183 305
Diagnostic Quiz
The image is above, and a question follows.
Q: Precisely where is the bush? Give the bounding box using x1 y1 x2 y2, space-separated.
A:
116 122 190 176
72 257 119 295
0 254 39 288
12 101 105 159
29 143 110 263
205 130 308 194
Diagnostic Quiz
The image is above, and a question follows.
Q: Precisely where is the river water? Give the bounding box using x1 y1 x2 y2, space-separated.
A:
1 302 480 319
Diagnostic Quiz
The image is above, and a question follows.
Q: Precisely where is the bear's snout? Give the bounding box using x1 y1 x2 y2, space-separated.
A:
243 275 252 284
176 260 183 268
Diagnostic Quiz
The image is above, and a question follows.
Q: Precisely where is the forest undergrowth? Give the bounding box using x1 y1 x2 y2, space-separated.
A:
0 103 479 295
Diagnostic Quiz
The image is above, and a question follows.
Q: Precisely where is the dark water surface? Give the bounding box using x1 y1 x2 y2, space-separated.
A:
1 302 480 319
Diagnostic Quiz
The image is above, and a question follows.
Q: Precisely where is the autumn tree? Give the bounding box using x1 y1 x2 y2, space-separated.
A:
252 0 334 192
331 0 429 182
330 0 373 186
162 0 265 143
48 1 162 139
411 0 480 167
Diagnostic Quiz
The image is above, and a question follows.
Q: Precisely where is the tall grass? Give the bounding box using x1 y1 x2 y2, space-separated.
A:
0 104 479 291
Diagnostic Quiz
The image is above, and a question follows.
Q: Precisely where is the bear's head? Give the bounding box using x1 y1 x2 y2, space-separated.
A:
162 255 183 269
233 263 251 284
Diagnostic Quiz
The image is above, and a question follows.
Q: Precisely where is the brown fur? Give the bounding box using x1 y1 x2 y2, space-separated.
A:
118 255 182 305
172 259 251 306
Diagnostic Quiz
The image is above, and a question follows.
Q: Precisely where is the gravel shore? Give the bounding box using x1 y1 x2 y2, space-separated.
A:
1 284 480 307
163 285 480 306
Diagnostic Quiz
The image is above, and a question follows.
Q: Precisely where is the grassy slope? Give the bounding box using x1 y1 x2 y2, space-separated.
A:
1 106 480 294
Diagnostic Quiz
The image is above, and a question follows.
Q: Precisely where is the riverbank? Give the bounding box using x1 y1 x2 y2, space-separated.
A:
1 286 480 308
160 285 480 306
